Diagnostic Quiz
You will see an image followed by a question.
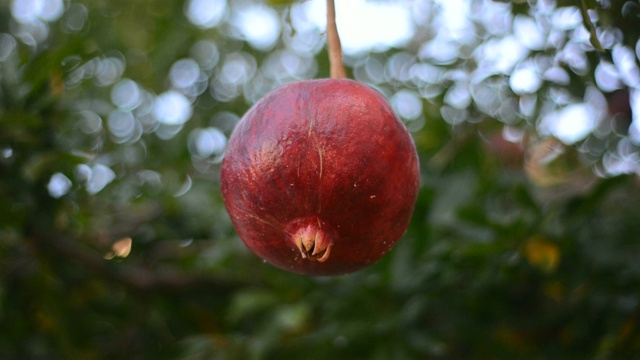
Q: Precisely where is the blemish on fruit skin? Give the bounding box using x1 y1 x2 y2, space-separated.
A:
317 145 324 213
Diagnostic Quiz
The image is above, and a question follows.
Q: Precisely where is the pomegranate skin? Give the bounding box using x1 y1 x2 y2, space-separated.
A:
220 78 419 276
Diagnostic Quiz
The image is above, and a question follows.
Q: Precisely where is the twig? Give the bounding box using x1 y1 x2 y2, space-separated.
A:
578 0 605 53
326 0 347 78
27 226 245 294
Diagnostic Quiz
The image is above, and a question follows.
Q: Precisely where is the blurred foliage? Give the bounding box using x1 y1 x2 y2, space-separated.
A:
2 0 640 359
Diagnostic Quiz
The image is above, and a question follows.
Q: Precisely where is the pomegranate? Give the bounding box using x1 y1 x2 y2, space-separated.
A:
220 78 419 276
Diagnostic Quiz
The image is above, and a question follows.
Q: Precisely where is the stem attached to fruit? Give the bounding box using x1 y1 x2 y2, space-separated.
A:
292 223 334 262
326 0 347 79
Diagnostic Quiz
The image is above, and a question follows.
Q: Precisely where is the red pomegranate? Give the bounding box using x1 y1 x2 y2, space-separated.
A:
220 78 420 276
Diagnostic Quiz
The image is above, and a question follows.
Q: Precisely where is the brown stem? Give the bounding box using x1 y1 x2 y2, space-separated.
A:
326 0 347 78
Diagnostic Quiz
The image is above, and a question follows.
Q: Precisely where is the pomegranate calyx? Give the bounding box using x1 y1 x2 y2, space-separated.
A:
293 224 334 262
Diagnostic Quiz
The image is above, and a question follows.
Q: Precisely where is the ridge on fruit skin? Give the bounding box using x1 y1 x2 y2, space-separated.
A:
220 78 420 276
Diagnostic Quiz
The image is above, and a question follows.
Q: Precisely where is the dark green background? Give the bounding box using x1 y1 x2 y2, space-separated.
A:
2 0 640 358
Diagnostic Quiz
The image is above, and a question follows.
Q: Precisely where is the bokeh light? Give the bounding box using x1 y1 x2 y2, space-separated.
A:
153 91 193 126
108 110 142 144
188 127 227 161
190 40 220 70
85 164 116 195
629 89 640 144
11 0 64 23
4 0 639 180
444 82 472 110
0 34 17 62
47 172 72 198
513 15 545 51
595 61 622 92
391 90 423 121
613 44 640 88
231 4 280 51
299 0 414 55
62 3 88 33
185 0 227 29
509 61 542 95
539 104 596 145
77 111 103 135
112 79 143 111
170 59 201 89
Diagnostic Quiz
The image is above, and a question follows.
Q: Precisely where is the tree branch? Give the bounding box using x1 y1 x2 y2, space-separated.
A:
27 226 245 295
578 0 605 53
